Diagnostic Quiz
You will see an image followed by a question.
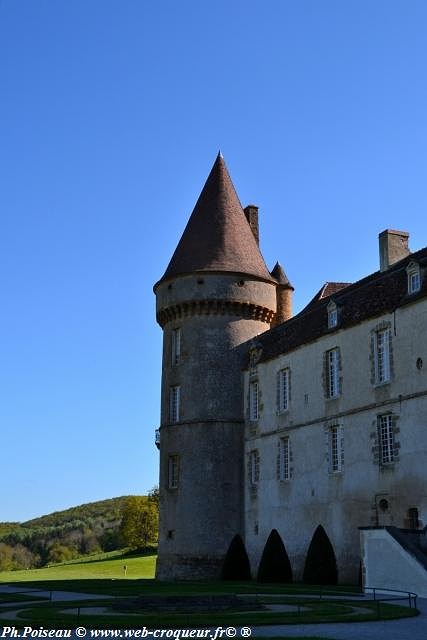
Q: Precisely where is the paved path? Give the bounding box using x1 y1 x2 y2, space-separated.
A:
0 586 111 622
253 596 427 639
1 586 427 639
0 584 109 600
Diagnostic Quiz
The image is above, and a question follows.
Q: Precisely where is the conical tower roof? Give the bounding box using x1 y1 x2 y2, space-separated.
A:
271 261 294 289
157 154 275 284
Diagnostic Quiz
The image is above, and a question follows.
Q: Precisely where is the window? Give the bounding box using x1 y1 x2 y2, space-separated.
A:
171 328 181 365
375 329 391 383
329 425 343 473
327 301 338 328
408 508 420 530
326 348 340 398
279 437 290 480
169 385 180 423
167 455 179 488
249 381 259 421
277 368 290 413
407 262 421 294
409 271 420 294
379 414 394 464
249 450 260 485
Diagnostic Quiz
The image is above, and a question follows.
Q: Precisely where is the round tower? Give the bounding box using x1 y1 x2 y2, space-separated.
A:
154 154 277 579
270 261 294 326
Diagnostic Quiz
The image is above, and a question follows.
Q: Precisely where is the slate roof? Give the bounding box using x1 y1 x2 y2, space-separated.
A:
302 282 352 312
253 246 427 365
156 153 275 286
271 262 294 289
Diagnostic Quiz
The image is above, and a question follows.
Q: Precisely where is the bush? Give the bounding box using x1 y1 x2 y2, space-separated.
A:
257 529 293 583
221 535 251 580
303 525 338 585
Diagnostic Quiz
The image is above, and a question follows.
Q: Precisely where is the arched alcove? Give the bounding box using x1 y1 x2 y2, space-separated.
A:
221 534 252 581
303 524 338 585
257 529 293 583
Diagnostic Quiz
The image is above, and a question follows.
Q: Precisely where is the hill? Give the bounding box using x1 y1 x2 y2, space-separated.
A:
23 495 133 528
0 495 154 571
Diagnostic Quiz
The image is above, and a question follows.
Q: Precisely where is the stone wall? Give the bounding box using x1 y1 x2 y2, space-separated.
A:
244 297 427 583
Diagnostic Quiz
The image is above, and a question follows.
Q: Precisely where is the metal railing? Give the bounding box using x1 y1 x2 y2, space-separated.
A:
364 586 418 616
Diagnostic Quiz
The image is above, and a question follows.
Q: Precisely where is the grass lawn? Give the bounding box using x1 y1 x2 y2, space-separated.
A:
0 554 418 630
0 553 156 583
0 597 417 629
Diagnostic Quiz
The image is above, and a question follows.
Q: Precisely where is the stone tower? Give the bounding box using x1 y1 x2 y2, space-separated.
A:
154 153 278 579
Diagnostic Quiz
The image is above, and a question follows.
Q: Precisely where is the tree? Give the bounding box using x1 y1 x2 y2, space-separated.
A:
0 543 14 571
12 544 37 570
47 543 76 564
119 496 158 550
148 486 159 511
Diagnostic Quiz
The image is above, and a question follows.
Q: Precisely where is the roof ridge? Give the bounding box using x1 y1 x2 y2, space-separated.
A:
248 244 427 365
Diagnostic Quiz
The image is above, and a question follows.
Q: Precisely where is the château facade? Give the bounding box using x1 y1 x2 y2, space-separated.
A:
154 154 427 584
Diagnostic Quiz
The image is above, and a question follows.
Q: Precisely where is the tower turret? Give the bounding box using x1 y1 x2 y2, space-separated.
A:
154 154 277 579
271 261 294 325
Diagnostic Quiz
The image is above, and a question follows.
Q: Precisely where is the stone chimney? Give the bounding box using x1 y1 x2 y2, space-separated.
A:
379 229 410 271
244 204 259 245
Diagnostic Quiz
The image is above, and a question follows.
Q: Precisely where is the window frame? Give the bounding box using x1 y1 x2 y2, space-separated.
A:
407 262 421 295
279 436 290 481
327 302 338 328
167 454 179 489
169 385 181 423
379 414 394 465
329 425 343 473
171 327 181 366
326 347 340 398
277 368 290 413
249 381 259 421
375 329 391 384
249 450 260 485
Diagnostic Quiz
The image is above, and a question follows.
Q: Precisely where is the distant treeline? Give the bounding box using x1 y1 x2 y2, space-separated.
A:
0 491 158 571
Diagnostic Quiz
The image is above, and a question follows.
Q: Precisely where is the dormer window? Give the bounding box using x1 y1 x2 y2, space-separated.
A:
327 301 338 328
406 261 421 294
249 342 262 372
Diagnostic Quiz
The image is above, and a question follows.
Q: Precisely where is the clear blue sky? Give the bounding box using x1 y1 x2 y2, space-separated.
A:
1 1 426 522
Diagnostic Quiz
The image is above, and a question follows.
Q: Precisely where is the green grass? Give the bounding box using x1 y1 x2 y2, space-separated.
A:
0 554 418 630
0 553 156 582
0 597 417 629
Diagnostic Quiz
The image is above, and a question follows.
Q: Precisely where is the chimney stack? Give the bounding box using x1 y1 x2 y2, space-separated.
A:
379 229 410 271
244 204 259 245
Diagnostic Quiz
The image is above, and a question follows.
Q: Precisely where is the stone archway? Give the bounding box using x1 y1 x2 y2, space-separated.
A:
303 524 338 585
257 529 293 583
221 534 251 580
